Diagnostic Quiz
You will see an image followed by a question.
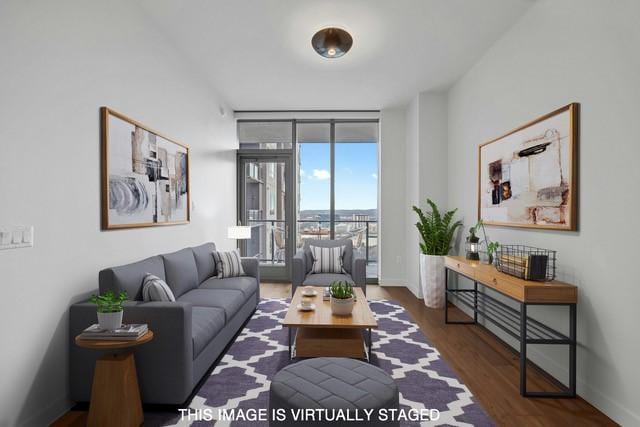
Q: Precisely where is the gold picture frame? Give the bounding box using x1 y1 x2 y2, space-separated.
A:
101 107 190 230
477 103 578 230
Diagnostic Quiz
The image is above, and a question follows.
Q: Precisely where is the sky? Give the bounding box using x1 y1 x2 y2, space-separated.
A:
299 143 378 211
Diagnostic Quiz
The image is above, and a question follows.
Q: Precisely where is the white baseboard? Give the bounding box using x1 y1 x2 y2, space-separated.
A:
449 300 639 425
19 396 72 427
378 279 406 287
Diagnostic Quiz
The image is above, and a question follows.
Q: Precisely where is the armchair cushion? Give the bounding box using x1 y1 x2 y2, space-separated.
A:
303 273 354 286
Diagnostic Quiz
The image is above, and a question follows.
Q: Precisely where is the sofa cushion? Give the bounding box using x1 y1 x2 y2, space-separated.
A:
99 255 165 301
199 276 258 298
178 289 246 323
162 248 199 298
191 242 217 284
191 306 225 358
304 239 353 274
303 273 354 287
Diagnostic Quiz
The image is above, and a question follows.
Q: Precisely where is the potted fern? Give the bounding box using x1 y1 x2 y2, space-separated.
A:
413 199 462 308
89 290 128 331
329 281 354 315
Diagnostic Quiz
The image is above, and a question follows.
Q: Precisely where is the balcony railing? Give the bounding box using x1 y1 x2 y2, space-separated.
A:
244 219 378 270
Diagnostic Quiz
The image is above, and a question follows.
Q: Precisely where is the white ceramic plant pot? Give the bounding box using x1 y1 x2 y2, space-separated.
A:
330 296 355 315
97 311 123 331
420 254 445 309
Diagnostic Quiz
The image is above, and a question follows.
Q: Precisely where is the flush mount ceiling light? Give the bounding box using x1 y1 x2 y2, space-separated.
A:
311 27 353 58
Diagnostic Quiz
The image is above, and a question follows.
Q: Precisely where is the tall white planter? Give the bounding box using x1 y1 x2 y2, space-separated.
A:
420 254 445 308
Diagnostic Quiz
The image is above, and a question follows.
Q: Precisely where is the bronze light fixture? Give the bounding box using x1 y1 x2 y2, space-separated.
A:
311 27 353 58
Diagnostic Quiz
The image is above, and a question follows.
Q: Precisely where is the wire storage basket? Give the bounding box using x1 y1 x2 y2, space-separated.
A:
495 245 556 281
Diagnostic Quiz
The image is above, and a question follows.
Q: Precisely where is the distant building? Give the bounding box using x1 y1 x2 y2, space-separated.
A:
352 214 369 229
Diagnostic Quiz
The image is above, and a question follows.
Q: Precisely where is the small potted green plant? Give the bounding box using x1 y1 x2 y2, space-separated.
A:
89 290 128 331
329 281 354 316
486 241 500 265
471 219 500 265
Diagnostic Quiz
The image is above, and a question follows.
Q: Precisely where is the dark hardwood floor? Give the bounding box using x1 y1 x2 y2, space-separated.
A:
368 284 614 427
54 282 616 427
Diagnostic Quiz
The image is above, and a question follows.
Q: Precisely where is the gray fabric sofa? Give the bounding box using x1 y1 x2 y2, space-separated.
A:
68 242 259 405
292 239 366 296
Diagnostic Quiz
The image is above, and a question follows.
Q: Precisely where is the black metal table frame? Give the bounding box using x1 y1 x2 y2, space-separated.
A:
444 267 577 398
287 327 373 362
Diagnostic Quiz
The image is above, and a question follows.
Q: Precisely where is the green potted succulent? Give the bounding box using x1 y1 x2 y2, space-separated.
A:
329 281 354 316
89 290 128 331
413 199 463 309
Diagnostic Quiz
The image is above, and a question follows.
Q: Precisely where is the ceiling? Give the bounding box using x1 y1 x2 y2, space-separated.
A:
138 0 533 110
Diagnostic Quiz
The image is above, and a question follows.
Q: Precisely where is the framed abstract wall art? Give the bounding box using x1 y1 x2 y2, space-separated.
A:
101 107 190 229
478 103 578 230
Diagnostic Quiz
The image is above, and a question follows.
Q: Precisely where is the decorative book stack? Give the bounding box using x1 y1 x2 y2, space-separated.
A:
80 323 148 341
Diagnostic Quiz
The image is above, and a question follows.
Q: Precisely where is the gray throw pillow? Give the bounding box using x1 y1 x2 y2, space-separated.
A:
142 273 176 302
310 245 345 274
212 249 245 278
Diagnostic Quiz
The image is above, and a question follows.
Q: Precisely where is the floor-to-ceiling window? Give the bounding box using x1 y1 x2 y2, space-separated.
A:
237 118 379 281
296 120 379 281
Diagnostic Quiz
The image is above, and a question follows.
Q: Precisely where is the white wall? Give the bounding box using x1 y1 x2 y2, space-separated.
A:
397 92 449 297
379 109 407 286
447 0 640 424
404 98 421 296
0 1 237 425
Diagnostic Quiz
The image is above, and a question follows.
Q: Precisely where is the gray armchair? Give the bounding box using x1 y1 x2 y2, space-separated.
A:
292 239 366 296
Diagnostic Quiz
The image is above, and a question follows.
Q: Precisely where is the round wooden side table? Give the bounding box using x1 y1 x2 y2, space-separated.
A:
75 330 154 427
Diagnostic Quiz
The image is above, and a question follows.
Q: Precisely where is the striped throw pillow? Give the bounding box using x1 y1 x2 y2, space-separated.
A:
212 249 246 278
310 245 345 274
142 273 176 302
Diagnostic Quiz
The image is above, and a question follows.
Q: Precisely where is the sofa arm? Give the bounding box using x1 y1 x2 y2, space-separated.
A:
69 300 194 404
242 257 260 300
292 250 307 297
352 253 367 294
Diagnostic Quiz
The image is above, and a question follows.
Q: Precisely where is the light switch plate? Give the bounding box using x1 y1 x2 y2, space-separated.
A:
0 228 10 245
0 226 34 250
22 226 34 244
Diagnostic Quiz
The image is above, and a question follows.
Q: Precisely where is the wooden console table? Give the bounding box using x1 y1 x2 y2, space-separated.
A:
444 256 577 398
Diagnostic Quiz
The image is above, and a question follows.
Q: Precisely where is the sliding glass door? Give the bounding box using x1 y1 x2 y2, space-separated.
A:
238 155 294 281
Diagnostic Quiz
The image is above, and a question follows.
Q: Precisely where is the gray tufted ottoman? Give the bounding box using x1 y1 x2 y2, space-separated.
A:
269 358 399 427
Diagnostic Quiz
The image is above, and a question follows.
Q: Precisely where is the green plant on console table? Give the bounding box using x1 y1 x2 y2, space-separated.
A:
329 281 354 299
487 241 500 257
89 290 128 313
473 219 500 258
413 199 463 256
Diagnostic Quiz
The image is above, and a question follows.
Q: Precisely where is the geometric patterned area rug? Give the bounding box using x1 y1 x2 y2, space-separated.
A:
153 298 494 427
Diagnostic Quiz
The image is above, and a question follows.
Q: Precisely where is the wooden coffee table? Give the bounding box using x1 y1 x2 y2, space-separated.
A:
282 286 377 360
